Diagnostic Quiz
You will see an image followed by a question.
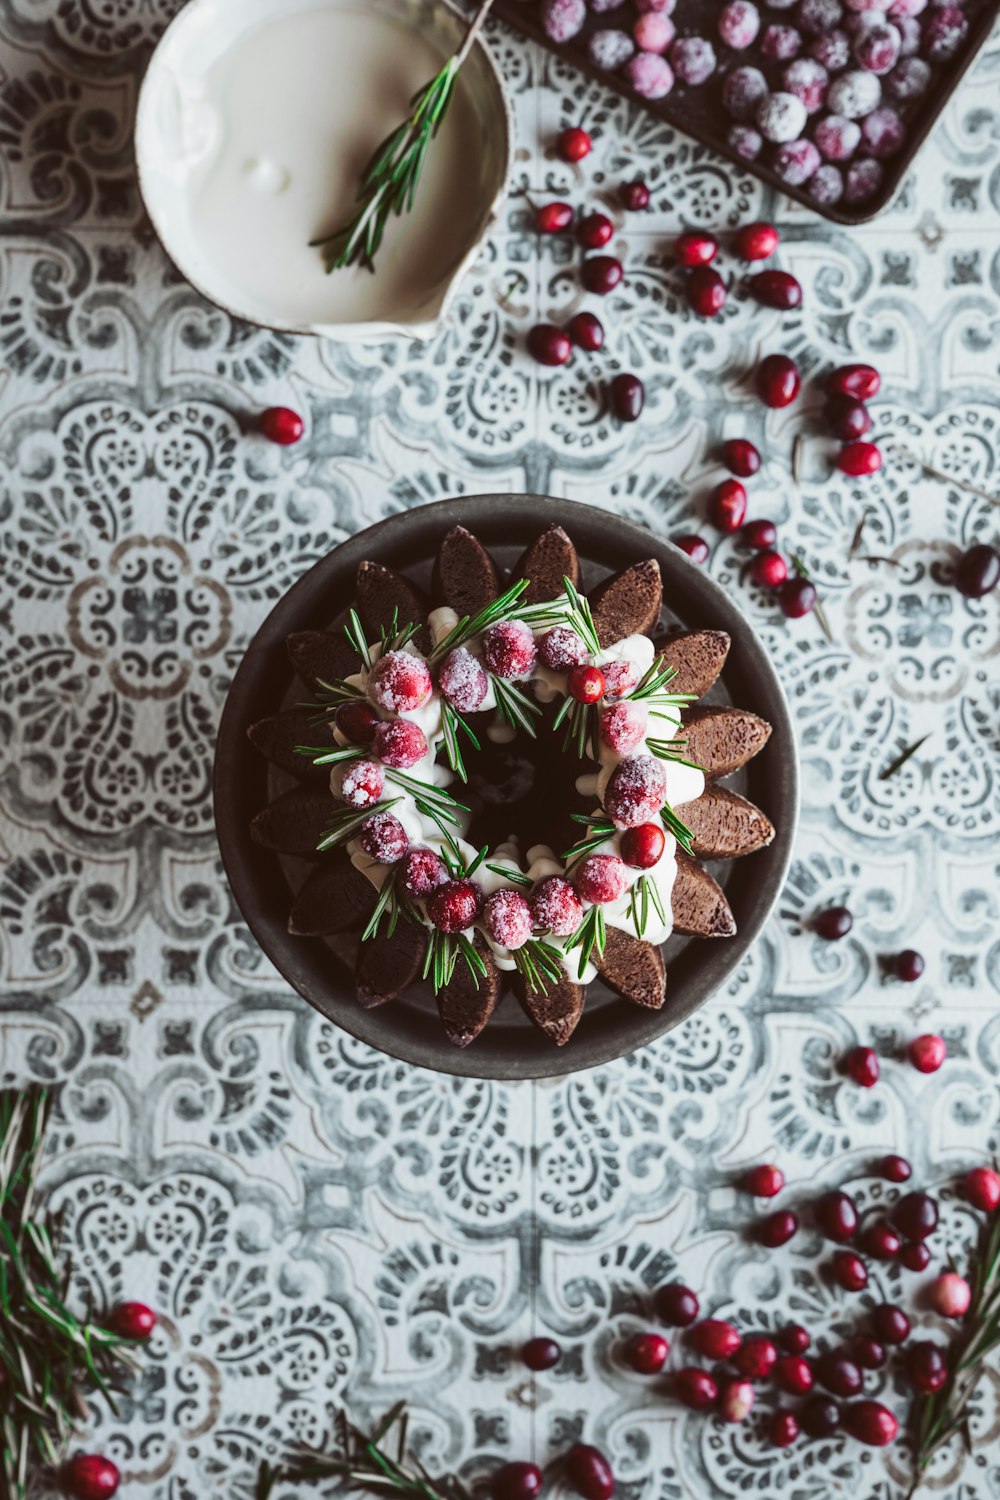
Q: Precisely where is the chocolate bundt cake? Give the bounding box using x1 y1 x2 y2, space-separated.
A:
247 525 775 1048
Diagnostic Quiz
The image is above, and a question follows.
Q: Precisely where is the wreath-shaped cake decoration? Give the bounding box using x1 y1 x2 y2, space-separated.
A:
248 525 775 1048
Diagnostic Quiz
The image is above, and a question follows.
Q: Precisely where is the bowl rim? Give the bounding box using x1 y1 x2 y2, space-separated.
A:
214 495 800 1080
134 0 513 342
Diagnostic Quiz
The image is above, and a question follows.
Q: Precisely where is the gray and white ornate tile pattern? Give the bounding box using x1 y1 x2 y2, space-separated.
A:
1 4 1000 1496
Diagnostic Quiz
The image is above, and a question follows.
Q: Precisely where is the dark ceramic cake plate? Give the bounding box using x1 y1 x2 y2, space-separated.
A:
214 495 799 1079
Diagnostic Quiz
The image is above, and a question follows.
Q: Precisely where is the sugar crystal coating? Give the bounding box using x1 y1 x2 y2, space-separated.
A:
861 105 906 157
810 27 851 67
633 12 675 51
756 90 809 142
338 758 385 808
482 889 533 949
809 162 845 203
574 852 629 904
719 1 761 49
728 123 764 159
370 650 433 713
483 619 537 679
921 5 968 61
600 701 649 754
539 627 589 671
853 19 901 71
372 718 428 769
723 64 769 119
602 659 639 697
439 647 489 712
845 155 885 202
604 754 668 827
400 846 448 897
886 55 931 97
542 0 586 43
670 34 717 84
814 112 862 159
761 22 802 59
798 0 844 34
783 56 829 110
626 49 675 96
773 137 822 184
589 27 636 68
358 812 408 864
827 68 882 117
426 878 482 933
531 875 584 936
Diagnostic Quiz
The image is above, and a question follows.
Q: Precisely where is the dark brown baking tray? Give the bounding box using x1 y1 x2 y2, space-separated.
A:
492 0 999 224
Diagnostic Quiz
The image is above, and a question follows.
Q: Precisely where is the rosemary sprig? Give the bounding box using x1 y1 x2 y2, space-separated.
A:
380 608 421 657
627 872 666 939
315 675 365 709
552 692 597 759
513 939 565 994
485 862 532 889
661 803 695 855
422 928 488 995
383 770 467 828
563 903 607 979
296 743 365 766
562 818 616 871
558 575 602 656
438 700 481 783
429 580 532 663
344 609 373 668
492 676 541 738
646 737 704 772
362 869 419 943
316 797 402 853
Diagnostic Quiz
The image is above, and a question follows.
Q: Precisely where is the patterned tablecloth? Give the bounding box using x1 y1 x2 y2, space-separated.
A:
2 4 1000 1497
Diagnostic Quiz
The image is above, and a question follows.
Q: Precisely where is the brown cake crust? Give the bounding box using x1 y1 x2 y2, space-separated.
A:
680 705 772 780
678 785 775 861
590 560 663 648
671 852 737 937
654 629 731 700
249 785 333 854
356 561 429 642
514 525 581 604
433 525 503 615
286 630 358 691
247 708 329 780
288 857 376 935
514 970 585 1045
436 935 502 1047
356 920 426 1009
596 927 666 1009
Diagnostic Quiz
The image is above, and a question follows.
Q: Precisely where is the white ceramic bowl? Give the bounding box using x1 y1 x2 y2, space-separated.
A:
135 0 512 342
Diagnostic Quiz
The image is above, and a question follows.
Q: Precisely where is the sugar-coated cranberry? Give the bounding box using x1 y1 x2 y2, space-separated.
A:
531 876 583 937
589 27 636 70
846 1046 880 1088
108 1302 158 1340
742 518 777 551
63 1456 121 1500
775 1354 814 1395
895 947 925 982
655 1283 700 1327
891 1191 939 1241
861 1222 900 1260
602 660 638 698
801 1396 841 1439
674 533 710 563
336 700 379 745
965 1166 1000 1213
811 27 852 69
828 69 882 118
845 157 885 204
373 718 429 769
727 124 764 160
724 66 769 121
582 256 624 296
843 1400 899 1447
528 323 572 368
852 1336 887 1370
887 55 931 99
566 1446 615 1500
719 0 761 49
604 756 667 829
620 823 666 870
827 363 881 401
600 703 648 756
749 549 788 589
536 201 574 234
901 1240 931 1272
836 441 883 478
483 889 533 951
567 311 605 353
568 665 606 705
670 34 717 84
768 1411 800 1448
632 13 675 53
260 406 304 445
880 1154 912 1183
540 628 588 672
483 620 537 679
745 1163 784 1198
719 1377 756 1423
922 6 968 62
756 353 801 408
854 19 901 72
826 395 872 442
338 758 385 809
687 266 728 317
799 0 842 34
675 230 718 267
577 213 614 251
905 1341 948 1395
426 878 482 933
493 1462 544 1500
817 1190 858 1242
689 1318 741 1361
757 91 809 143
370 650 433 713
625 1331 670 1374
400 847 448 898
779 576 817 618
709 479 748 532
543 0 586 43
862 105 906 158
810 165 845 206
909 1034 946 1074
722 438 761 477
815 113 862 161
783 57 829 111
523 1336 561 1371
557 125 592 162
574 853 628 905
734 1335 779 1380
759 1210 799 1247
625 50 675 98
762 22 803 59
780 1324 811 1354
610 373 645 422
930 1272 971 1320
831 1250 868 1291
817 1352 863 1398
955 544 1000 598
439 647 488 712
358 812 408 865
773 139 822 186
621 179 651 211
674 1367 719 1410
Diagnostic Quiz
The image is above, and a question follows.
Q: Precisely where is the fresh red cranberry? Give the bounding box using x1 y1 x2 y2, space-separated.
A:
568 664 606 703
929 1272 971 1320
357 812 408 865
965 1166 1000 1212
722 438 761 477
827 363 880 401
621 179 650 211
108 1302 157 1340
817 1352 862 1398
836 441 883 478
528 323 572 367
825 394 872 441
566 1446 614 1500
582 255 624 295
370 650 433 713
801 1396 841 1439
900 1240 931 1273
335 700 379 744
426 878 482 933
870 1304 911 1345
620 823 666 870
531 876 583 937
689 1319 741 1361
759 1210 798 1247
733 1335 778 1380
879 1154 912 1184
749 549 788 589
483 620 536 679
709 478 748 532
575 853 628 905
536 201 574 234
523 1336 561 1371
756 354 801 408
625 1331 670 1374
767 1411 799 1449
745 1163 784 1198
372 718 428 769
843 1400 899 1447
557 126 592 162
675 230 718 267
655 1284 700 1327
483 889 533 951
861 1223 900 1260
779 577 817 618
750 270 803 311
775 1354 814 1395
719 1378 755 1423
736 221 779 261
687 266 728 317
955 543 1000 598
338 758 385 809
895 948 925 982
610 373 645 422
260 406 304 445
741 518 777 551
539 627 588 672
852 1336 887 1371
674 1367 719 1410
831 1250 868 1292
567 311 605 352
604 756 666 829
599 703 647 756
891 1191 939 1242
493 1463 543 1500
439 647 488 712
400 847 447 898
905 1342 947 1395
780 1324 810 1355
674 534 709 564
909 1034 946 1074
817 1190 858 1242
577 212 614 250
846 1046 879 1088
63 1456 121 1500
